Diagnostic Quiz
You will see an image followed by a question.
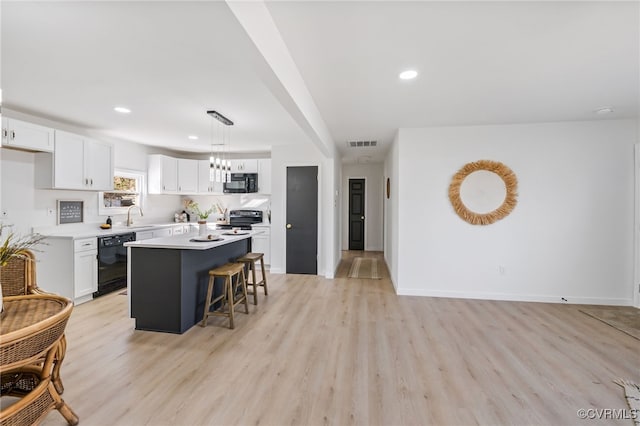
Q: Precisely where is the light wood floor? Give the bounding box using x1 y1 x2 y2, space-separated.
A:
28 251 638 425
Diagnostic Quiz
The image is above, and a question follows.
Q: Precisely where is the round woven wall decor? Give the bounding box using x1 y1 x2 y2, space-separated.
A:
448 160 518 225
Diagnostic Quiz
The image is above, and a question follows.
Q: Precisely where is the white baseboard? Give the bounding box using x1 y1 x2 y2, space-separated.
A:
269 267 284 274
395 288 635 306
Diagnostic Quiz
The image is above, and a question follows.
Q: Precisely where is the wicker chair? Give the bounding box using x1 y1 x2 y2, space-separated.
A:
0 250 67 394
0 294 78 425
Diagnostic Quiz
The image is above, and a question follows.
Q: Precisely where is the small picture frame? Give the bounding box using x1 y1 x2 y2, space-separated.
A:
57 200 84 224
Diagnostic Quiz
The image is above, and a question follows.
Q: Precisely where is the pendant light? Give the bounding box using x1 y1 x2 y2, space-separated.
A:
207 110 234 183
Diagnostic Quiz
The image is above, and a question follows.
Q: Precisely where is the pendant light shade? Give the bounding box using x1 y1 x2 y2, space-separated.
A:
207 110 234 184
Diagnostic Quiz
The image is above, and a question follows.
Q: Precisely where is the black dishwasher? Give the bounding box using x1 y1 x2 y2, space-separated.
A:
95 232 136 298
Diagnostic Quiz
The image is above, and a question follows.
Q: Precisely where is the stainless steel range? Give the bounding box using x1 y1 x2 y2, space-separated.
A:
217 209 263 230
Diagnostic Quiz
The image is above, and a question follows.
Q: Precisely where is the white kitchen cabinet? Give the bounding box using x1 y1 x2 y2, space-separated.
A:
230 159 258 173
74 238 98 299
171 224 193 235
34 130 114 190
1 117 54 152
135 226 175 240
152 227 173 238
84 139 114 190
148 154 178 194
135 230 155 241
36 236 97 305
177 159 198 193
197 160 224 194
252 225 271 265
257 159 271 194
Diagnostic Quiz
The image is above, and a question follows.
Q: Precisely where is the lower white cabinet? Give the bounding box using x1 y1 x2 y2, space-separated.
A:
135 227 173 240
171 224 192 235
152 227 173 238
74 238 98 299
251 225 270 265
37 236 97 305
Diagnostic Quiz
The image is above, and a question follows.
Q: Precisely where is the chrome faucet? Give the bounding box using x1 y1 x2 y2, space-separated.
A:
127 205 144 226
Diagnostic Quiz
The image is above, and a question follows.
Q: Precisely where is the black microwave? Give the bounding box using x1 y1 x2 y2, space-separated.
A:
224 173 258 193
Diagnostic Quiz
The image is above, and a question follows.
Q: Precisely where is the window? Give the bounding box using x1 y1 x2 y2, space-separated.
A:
98 169 145 215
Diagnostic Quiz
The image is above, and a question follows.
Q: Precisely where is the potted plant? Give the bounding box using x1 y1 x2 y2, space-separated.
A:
0 224 46 312
186 201 215 236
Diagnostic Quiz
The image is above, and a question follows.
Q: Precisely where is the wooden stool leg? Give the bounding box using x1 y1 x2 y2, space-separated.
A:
260 257 268 295
201 275 215 327
227 275 235 329
240 268 249 314
250 261 258 305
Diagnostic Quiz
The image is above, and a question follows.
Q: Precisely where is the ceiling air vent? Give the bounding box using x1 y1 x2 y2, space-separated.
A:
347 140 377 148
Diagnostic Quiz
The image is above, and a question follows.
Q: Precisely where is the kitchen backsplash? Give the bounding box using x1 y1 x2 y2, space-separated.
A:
179 194 271 222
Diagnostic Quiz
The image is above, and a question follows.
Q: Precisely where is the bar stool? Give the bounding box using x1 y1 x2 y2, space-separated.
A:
236 253 268 305
201 263 249 329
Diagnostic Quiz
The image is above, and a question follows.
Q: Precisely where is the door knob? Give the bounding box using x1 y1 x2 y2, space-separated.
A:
286 224 292 229
361 216 365 220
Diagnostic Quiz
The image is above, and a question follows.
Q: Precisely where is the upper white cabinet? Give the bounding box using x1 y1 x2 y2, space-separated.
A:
230 159 258 173
151 155 268 195
257 159 271 194
148 155 178 194
149 155 200 194
197 160 223 194
35 130 114 190
84 139 114 190
177 159 198 193
1 118 54 152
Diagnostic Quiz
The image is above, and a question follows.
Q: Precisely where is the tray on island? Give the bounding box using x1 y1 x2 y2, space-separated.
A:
222 231 250 236
190 236 223 242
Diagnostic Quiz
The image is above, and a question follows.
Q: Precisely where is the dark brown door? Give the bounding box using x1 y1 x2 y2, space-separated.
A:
286 166 318 274
349 178 365 250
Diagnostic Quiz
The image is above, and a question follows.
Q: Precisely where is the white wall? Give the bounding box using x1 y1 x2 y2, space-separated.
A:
342 163 384 251
270 142 339 278
333 155 343 275
395 119 636 305
384 132 400 290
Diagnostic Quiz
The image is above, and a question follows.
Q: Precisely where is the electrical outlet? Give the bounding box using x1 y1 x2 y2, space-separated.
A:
498 265 506 275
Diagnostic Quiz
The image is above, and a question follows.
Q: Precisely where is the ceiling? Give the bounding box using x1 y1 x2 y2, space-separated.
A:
2 1 638 164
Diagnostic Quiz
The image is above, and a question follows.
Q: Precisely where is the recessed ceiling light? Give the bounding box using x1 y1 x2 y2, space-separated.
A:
114 106 131 114
399 69 418 80
188 135 199 140
594 106 614 115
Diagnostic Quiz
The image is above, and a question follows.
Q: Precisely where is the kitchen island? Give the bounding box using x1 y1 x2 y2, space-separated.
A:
125 231 256 334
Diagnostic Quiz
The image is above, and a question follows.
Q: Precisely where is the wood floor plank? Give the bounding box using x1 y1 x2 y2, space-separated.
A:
24 251 639 425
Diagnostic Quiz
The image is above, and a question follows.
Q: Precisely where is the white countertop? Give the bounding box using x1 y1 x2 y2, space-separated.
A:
36 221 269 239
124 229 260 250
36 222 182 239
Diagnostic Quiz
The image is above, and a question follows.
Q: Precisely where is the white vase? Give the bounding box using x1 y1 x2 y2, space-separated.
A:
198 220 208 237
